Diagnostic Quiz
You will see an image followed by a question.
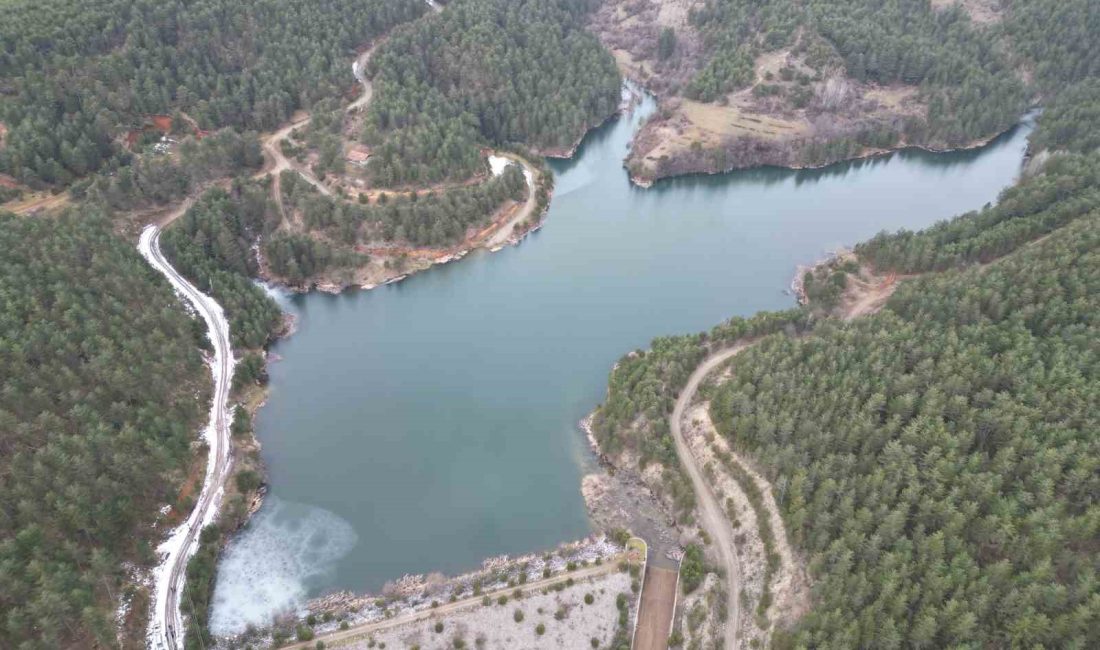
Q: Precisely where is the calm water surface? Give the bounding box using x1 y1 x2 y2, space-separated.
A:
210 92 1033 633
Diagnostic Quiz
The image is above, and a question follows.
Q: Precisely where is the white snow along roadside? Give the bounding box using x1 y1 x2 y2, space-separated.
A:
139 224 237 650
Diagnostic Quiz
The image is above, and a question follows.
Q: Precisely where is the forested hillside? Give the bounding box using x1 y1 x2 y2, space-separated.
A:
595 5 1100 636
160 184 284 349
0 211 209 647
81 128 264 213
1028 80 1100 154
686 0 1023 143
712 193 1099 649
363 0 620 185
279 163 528 247
594 150 1100 647
0 0 426 185
603 0 1100 182
856 151 1100 272
1 1 1097 648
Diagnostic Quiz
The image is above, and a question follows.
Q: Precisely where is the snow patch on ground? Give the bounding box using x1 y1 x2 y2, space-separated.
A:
139 224 235 649
488 155 512 177
209 497 359 636
488 154 534 188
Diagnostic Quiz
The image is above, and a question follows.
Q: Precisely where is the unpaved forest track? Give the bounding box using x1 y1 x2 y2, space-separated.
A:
670 343 755 650
259 0 443 200
139 225 236 650
670 267 908 648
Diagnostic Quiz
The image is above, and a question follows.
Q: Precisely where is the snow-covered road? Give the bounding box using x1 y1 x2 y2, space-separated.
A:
139 225 236 650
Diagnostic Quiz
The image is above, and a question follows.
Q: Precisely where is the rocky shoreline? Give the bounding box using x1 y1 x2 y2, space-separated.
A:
788 247 852 306
627 123 1016 189
216 534 626 647
578 413 685 568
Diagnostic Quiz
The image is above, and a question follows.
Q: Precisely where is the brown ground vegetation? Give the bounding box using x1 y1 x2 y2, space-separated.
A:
590 4 1004 185
931 0 1003 26
623 46 935 184
589 0 706 97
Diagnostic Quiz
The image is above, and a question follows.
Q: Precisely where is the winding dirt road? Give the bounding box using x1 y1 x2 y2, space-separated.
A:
483 153 540 249
670 343 755 650
349 46 376 113
260 117 331 200
667 273 906 649
139 225 236 650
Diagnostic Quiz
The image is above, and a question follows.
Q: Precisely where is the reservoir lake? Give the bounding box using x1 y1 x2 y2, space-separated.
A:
210 91 1034 634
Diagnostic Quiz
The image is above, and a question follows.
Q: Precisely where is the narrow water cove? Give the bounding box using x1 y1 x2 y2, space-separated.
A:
210 92 1034 634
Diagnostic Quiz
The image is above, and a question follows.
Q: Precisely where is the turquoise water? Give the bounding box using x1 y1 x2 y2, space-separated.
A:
210 92 1034 633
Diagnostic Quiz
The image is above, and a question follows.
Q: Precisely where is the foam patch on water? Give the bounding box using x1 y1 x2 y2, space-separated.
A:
209 497 358 636
254 279 293 311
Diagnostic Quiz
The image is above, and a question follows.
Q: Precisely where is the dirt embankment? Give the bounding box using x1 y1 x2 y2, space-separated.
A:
587 248 912 648
671 253 917 648
681 402 812 648
622 54 1011 187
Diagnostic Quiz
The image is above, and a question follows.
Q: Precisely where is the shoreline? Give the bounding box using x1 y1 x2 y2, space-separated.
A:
193 37 585 642
536 87 637 160
267 151 552 295
616 65 1032 189
211 80 1021 641
788 247 852 306
627 124 1020 189
214 533 632 646
578 407 685 570
268 86 640 295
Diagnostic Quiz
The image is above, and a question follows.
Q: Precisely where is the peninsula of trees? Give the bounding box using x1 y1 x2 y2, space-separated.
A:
591 0 1097 184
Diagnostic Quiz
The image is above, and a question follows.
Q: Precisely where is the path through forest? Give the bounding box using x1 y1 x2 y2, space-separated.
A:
139 225 236 650
670 342 754 650
669 262 907 648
